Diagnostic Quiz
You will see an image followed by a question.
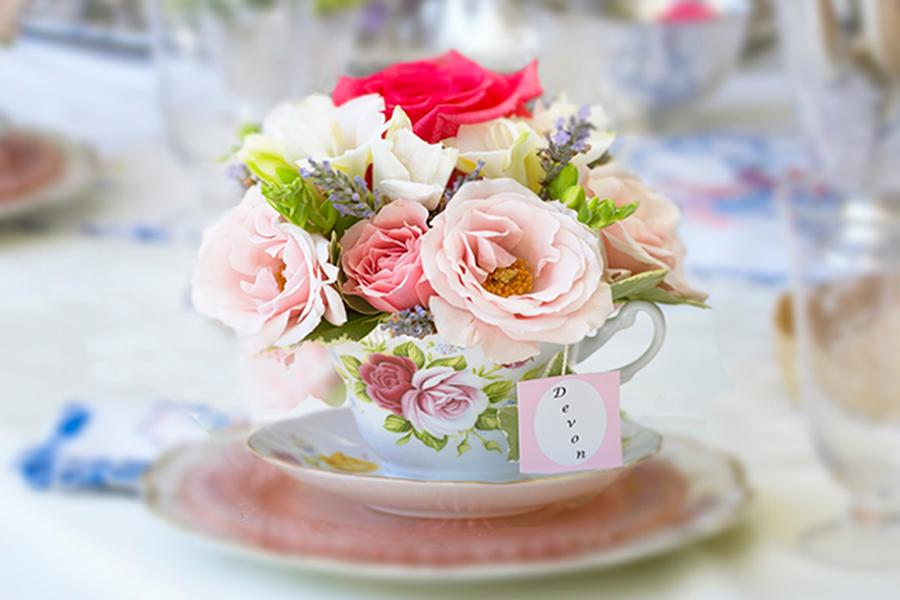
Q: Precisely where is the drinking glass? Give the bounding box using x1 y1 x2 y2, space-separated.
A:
781 174 900 569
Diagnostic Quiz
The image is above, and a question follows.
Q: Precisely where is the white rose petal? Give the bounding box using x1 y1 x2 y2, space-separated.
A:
372 108 458 209
447 119 544 190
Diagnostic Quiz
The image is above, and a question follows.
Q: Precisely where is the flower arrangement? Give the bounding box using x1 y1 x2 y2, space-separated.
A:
193 50 706 378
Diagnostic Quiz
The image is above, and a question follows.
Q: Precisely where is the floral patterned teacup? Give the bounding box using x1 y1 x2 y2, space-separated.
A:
331 301 665 482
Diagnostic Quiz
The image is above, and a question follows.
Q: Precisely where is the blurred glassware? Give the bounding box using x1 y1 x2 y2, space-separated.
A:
148 0 362 163
350 0 537 75
781 173 900 568
524 0 749 130
777 0 900 200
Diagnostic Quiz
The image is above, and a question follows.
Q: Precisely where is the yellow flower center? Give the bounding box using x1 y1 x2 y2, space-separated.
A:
482 259 534 297
273 263 287 291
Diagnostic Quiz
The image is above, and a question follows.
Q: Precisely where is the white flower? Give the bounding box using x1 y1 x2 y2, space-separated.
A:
528 99 616 168
446 119 544 191
371 108 458 210
239 93 386 179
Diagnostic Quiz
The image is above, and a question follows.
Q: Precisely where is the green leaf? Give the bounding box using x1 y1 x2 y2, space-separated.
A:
497 406 520 462
547 163 579 200
353 380 371 402
396 432 413 445
427 355 467 371
393 341 425 369
610 269 669 302
413 429 448 452
482 440 503 454
305 312 385 345
482 380 515 404
339 355 362 378
475 407 499 430
259 174 347 237
383 414 412 433
541 350 574 378
456 437 471 456
561 185 585 210
521 364 545 381
629 286 710 308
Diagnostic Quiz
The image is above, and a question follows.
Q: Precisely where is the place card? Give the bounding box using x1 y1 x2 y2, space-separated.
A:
516 371 622 474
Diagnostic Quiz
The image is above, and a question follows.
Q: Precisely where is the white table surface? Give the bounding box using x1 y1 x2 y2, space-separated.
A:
2 40 899 600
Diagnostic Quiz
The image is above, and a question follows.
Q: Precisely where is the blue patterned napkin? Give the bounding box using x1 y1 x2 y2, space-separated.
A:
16 400 237 494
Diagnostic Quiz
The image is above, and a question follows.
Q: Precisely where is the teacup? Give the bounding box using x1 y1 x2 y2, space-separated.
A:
330 301 665 481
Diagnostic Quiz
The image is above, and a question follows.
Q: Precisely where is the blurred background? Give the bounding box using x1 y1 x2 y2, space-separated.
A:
2 0 900 598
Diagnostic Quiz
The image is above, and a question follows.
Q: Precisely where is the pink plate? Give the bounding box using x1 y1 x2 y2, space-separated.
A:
143 434 750 580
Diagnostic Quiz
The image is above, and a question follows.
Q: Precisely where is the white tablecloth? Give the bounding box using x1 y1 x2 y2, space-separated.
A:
2 40 898 599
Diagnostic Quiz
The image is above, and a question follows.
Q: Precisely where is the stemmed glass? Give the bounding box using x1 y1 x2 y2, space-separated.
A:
781 175 900 568
777 0 900 567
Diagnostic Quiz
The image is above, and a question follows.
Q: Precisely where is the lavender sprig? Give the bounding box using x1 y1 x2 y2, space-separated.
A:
381 305 437 339
436 160 485 214
300 159 383 219
538 107 595 199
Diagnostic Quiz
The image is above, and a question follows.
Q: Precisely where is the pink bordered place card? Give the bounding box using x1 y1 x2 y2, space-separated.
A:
516 371 623 474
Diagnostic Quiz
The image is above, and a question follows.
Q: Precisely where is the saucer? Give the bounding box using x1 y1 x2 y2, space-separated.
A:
144 433 750 581
0 131 97 221
246 407 662 518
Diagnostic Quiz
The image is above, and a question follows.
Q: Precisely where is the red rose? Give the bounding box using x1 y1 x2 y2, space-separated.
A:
358 353 416 415
332 51 542 143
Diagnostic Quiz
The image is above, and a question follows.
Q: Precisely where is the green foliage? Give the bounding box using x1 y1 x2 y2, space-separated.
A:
456 437 471 456
482 440 503 454
630 285 710 308
497 406 520 462
414 429 448 452
392 341 426 369
260 171 347 236
305 311 385 345
339 355 361 378
352 380 371 403
610 269 710 307
541 350 575 379
482 380 515 404
475 408 500 430
427 355 467 371
383 414 412 433
610 269 669 302
520 363 545 381
540 163 638 231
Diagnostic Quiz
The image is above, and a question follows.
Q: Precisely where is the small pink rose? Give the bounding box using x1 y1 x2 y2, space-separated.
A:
359 353 417 414
585 164 707 303
340 199 434 313
192 186 347 350
401 367 488 438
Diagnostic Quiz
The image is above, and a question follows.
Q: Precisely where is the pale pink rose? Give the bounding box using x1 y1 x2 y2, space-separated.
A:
420 178 614 363
240 344 339 418
192 186 346 350
585 163 707 303
340 199 434 312
401 366 488 438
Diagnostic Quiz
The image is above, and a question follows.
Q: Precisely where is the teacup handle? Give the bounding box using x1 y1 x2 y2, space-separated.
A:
571 301 666 384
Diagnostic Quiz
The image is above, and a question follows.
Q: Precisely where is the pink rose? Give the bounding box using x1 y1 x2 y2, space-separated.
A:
401 367 488 438
340 199 434 312
332 51 542 143
421 178 614 363
359 353 417 415
240 344 339 419
585 164 707 303
192 186 347 350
